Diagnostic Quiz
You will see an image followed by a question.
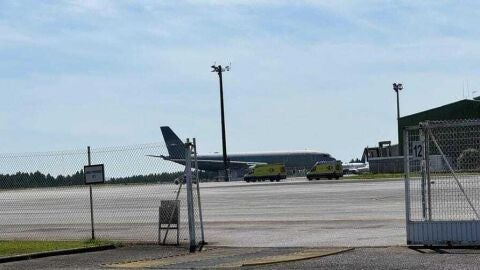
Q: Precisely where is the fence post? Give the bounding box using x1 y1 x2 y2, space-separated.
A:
419 128 428 220
193 138 206 246
185 139 197 252
88 146 95 240
425 126 432 221
403 129 411 225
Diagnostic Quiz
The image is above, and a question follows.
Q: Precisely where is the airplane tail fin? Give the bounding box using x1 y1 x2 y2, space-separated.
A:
160 126 185 158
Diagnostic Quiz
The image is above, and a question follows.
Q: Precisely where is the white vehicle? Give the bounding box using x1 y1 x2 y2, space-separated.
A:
173 174 197 185
342 162 369 174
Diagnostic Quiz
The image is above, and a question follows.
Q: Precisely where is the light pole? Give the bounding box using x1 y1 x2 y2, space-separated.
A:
393 83 403 153
392 83 403 121
211 64 231 182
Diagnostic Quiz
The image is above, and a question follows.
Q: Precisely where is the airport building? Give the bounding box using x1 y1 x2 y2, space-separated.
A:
398 97 480 154
366 97 480 173
362 141 402 173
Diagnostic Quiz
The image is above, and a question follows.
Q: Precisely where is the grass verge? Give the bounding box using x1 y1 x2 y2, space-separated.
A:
0 240 114 257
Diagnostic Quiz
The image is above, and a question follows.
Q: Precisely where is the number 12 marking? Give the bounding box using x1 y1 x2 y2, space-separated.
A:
412 141 424 160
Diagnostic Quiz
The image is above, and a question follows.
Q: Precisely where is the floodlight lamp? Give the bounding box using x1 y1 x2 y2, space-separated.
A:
393 83 403 92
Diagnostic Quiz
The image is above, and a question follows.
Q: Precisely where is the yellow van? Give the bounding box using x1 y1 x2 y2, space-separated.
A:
244 164 287 182
307 160 343 180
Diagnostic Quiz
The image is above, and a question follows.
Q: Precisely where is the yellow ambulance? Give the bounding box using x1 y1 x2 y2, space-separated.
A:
307 160 343 180
244 164 287 182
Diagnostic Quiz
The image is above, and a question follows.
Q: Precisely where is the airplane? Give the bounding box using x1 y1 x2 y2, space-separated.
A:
149 126 336 176
342 162 370 174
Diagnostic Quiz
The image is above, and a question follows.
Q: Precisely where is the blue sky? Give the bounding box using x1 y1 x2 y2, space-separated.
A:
1 0 480 161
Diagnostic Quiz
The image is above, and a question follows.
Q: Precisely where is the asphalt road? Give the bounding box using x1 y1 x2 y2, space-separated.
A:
3 246 480 270
0 178 407 247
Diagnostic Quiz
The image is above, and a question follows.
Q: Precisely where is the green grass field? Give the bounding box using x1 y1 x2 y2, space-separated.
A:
0 240 113 257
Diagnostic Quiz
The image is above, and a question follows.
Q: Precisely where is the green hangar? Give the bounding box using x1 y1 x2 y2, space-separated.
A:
367 98 480 173
398 97 480 155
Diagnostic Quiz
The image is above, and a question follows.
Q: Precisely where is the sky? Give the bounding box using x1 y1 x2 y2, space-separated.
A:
1 0 480 162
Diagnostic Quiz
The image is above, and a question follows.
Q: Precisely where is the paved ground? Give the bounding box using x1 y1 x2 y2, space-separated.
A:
2 245 480 269
3 179 480 269
201 178 406 246
0 178 406 246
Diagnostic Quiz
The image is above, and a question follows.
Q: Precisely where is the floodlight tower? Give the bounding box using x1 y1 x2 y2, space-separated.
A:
392 83 403 121
211 64 231 182
393 83 403 150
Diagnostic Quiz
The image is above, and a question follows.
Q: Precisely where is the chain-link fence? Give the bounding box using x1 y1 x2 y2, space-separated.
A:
405 120 480 221
368 157 403 174
405 120 480 246
0 141 204 248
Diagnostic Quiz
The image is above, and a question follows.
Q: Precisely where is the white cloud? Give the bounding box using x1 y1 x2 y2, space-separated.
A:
2 0 480 160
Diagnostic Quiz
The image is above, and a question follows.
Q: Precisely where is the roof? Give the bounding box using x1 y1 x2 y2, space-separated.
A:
399 99 480 127
397 98 480 155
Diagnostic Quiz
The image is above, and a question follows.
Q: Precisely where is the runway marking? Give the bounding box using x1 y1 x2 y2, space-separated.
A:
105 247 353 268
105 247 267 268
218 248 354 267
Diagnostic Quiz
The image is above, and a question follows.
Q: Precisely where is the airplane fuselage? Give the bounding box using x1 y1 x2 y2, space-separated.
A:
169 150 335 172
158 126 336 174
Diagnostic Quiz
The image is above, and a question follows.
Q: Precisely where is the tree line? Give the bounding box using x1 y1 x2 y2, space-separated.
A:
0 170 210 190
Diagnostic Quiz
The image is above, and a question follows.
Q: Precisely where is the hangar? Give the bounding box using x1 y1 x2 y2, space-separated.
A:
366 97 480 173
398 97 480 155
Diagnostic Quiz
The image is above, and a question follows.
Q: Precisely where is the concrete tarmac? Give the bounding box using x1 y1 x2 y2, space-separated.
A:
0 178 406 247
201 178 405 247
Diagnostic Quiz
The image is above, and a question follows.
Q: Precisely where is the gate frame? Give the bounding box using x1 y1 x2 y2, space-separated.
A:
404 121 480 247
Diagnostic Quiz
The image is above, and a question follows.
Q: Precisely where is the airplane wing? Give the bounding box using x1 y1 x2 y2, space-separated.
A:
194 159 266 169
147 155 266 170
146 155 167 159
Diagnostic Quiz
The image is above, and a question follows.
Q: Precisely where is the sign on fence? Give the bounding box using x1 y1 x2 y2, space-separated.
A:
411 141 424 161
84 164 105 184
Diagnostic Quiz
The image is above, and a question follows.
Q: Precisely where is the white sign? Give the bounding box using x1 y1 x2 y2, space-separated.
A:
411 141 424 160
84 164 105 184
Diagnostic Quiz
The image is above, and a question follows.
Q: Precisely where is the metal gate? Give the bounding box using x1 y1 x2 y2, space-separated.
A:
404 120 480 246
